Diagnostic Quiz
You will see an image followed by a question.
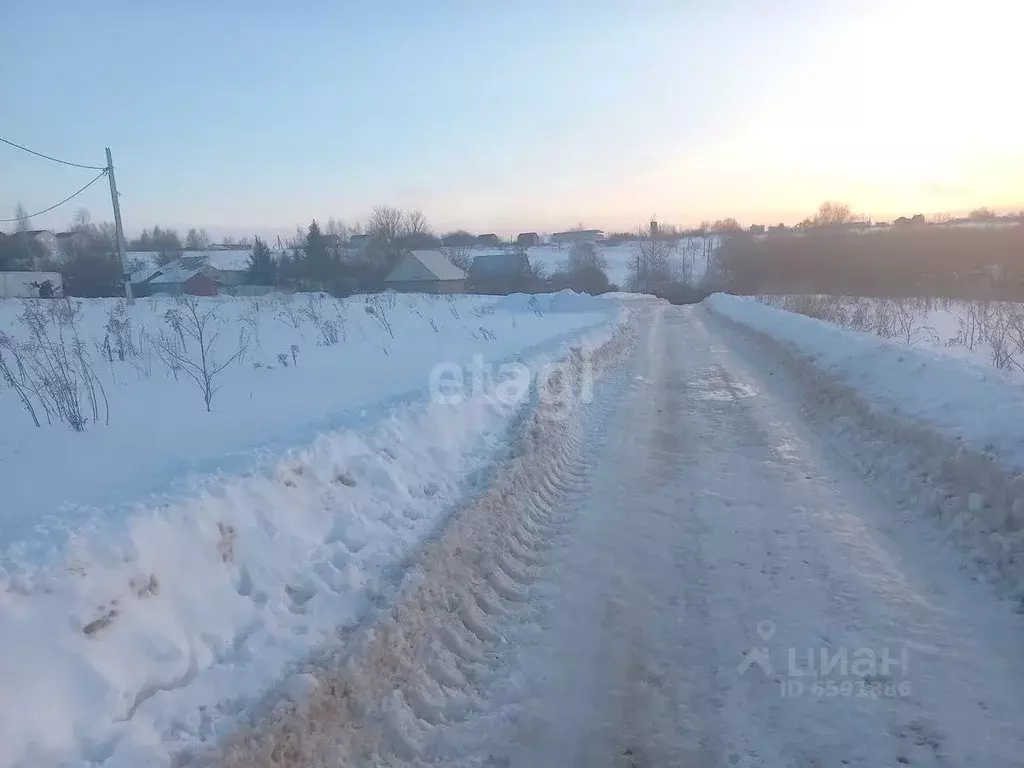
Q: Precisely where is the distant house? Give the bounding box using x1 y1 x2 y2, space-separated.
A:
476 233 502 246
384 250 466 294
54 230 91 257
894 214 926 227
550 229 604 245
140 258 223 296
5 230 57 266
516 232 541 247
21 230 57 253
343 234 373 261
136 255 249 296
469 251 530 282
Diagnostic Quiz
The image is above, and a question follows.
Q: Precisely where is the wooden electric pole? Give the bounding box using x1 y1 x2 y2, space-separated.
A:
105 147 133 303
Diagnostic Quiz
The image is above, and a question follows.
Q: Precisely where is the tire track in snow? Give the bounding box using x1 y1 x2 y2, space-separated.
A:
202 313 640 767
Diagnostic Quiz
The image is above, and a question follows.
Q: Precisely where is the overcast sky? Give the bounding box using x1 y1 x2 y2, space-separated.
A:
2 0 1021 238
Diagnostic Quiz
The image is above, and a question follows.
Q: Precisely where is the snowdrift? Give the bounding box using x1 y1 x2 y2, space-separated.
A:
707 293 1024 596
0 290 624 767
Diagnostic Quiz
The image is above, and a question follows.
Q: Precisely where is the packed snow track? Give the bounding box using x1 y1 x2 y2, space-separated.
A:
212 302 1024 767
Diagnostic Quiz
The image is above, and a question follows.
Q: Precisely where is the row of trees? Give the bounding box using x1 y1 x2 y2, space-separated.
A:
128 226 218 254
0 210 127 296
713 202 1024 298
244 216 626 297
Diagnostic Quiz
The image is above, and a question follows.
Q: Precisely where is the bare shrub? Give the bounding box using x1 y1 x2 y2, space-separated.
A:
981 304 1024 372
302 294 341 346
151 296 248 412
892 298 939 346
364 293 395 339
0 332 41 426
14 299 108 430
103 302 136 362
446 294 461 320
628 230 677 293
274 296 304 330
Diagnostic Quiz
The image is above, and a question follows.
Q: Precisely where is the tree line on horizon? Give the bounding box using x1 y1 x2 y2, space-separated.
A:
3 200 1021 300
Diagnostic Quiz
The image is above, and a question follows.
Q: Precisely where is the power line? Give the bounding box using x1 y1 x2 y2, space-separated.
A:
0 170 108 223
0 136 107 171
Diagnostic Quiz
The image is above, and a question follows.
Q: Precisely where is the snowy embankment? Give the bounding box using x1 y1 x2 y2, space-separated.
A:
0 290 623 768
752 293 1024 378
707 293 1024 593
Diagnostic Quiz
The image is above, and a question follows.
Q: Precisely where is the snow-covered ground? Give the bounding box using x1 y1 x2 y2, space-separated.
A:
707 293 1024 596
708 294 1024 470
207 301 1024 767
0 290 623 768
9 288 1024 767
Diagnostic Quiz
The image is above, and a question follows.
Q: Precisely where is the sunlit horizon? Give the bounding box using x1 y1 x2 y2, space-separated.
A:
2 0 1021 239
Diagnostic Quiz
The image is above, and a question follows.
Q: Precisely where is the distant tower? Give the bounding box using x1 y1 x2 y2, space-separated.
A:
650 218 659 237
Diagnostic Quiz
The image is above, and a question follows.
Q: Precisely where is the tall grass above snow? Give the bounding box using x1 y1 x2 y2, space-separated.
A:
755 295 1024 376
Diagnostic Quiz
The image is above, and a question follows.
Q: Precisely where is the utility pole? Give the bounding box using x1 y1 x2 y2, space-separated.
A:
105 147 133 303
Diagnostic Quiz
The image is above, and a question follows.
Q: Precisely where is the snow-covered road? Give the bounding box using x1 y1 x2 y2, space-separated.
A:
215 302 1024 767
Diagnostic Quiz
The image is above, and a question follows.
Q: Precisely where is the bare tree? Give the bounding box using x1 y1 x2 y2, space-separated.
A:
14 202 31 234
812 201 853 226
365 206 408 267
567 241 607 274
185 228 211 250
440 245 471 272
325 218 348 242
152 296 248 412
404 209 430 238
710 217 742 232
367 206 406 244
628 226 677 293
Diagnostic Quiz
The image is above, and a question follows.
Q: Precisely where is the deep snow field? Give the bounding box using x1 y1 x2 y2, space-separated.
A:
0 289 624 768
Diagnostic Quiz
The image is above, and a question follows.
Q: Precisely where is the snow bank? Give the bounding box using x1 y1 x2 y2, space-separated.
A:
707 293 1024 596
753 294 1024 378
208 303 637 767
707 294 1024 470
0 292 625 767
491 289 614 314
0 293 613 557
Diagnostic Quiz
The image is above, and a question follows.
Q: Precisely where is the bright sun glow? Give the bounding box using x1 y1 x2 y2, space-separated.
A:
620 0 1024 225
